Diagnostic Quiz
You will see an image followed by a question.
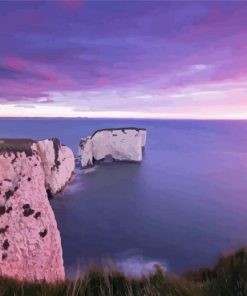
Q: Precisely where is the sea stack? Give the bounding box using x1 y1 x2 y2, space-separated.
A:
37 138 75 195
79 128 147 168
0 138 75 282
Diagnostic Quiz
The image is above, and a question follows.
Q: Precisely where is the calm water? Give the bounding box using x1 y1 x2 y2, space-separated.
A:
1 118 247 277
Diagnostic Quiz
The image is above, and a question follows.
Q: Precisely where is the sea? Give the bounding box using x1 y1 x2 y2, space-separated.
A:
1 118 247 278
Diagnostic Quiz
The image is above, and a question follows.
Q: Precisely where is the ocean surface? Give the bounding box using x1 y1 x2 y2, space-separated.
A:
1 118 247 277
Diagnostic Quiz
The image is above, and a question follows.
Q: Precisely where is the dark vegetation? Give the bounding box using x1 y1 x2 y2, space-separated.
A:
0 248 247 296
91 127 146 138
0 139 35 158
52 138 61 170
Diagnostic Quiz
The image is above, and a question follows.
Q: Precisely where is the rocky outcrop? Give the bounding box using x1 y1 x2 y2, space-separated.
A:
0 138 75 282
79 128 147 168
79 137 93 169
37 138 75 194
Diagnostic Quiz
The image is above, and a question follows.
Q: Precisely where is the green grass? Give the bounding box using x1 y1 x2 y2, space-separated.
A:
1 248 247 296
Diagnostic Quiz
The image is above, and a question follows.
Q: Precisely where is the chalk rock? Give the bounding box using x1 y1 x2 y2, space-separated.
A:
0 138 74 283
37 138 75 194
79 128 147 168
79 137 93 168
139 129 147 148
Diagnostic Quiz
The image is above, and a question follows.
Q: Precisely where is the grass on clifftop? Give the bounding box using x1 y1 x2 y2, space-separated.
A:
1 248 247 296
0 139 35 157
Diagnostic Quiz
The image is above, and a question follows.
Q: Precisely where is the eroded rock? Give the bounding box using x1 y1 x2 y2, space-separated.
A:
38 138 75 194
0 138 75 283
79 128 147 168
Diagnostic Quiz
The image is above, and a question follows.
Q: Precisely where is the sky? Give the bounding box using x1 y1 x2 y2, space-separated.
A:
0 1 247 119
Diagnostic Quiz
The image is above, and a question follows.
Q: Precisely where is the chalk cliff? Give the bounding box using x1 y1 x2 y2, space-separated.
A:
0 138 74 282
79 128 147 168
37 138 75 194
79 137 93 168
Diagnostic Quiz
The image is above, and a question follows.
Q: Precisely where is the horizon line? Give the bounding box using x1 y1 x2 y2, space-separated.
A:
0 116 247 121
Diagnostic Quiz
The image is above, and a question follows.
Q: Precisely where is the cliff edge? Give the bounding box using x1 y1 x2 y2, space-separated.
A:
0 138 75 282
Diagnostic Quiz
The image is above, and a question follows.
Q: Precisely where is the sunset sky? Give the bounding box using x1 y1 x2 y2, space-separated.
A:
0 1 247 118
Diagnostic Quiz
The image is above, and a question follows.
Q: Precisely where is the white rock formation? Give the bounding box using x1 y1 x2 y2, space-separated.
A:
0 138 75 282
79 128 147 168
79 137 93 168
139 129 147 148
38 138 75 194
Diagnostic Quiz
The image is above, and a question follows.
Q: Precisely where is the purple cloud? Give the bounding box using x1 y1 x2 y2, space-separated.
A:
0 1 247 117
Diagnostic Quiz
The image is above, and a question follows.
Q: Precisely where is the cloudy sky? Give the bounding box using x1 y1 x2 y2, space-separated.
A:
0 1 247 118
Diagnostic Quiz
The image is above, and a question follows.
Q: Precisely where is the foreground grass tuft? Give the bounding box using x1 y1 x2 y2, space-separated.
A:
1 248 247 295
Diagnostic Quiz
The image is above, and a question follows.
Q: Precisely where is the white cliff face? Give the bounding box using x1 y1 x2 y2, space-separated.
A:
79 137 93 168
0 139 65 282
37 138 75 194
139 129 147 148
79 128 147 168
92 129 143 162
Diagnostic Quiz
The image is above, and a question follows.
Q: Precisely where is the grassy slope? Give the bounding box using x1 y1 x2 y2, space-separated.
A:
0 248 247 296
0 139 35 157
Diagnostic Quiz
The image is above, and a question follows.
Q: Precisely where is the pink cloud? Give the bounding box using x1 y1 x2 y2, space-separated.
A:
0 79 47 101
4 57 27 71
39 69 60 82
0 57 81 103
2 54 78 89
97 77 109 86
